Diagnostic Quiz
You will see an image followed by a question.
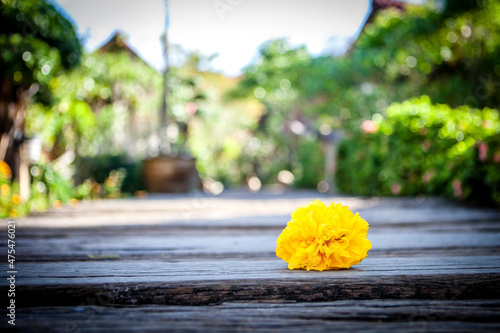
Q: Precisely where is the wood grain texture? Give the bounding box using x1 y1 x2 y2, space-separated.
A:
6 192 500 229
14 273 500 307
7 256 500 285
3 300 500 332
1 191 499 332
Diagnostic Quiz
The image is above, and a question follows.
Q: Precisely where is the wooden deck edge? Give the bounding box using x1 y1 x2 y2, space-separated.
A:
13 273 500 307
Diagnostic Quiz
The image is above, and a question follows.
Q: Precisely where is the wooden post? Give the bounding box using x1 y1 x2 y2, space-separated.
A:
159 0 170 155
19 142 30 202
319 130 341 194
125 102 136 159
0 133 9 161
322 140 338 193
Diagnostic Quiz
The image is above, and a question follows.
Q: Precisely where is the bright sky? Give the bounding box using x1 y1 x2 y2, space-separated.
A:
53 0 372 76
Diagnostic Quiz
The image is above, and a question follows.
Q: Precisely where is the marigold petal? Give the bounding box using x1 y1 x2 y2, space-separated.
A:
276 200 371 271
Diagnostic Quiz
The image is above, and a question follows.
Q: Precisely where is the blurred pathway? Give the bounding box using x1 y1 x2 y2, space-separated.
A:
2 190 500 332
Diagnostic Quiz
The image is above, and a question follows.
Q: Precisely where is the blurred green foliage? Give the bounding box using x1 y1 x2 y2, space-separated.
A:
337 96 500 204
0 157 128 218
74 153 144 194
28 163 74 211
229 0 500 199
26 49 162 159
3 0 500 218
227 39 325 187
292 0 500 129
0 160 26 218
294 140 325 188
0 0 82 101
22 39 163 215
330 0 500 204
0 0 83 218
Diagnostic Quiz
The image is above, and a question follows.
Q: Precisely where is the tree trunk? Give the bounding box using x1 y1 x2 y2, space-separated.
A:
159 31 170 155
0 78 27 172
0 77 35 201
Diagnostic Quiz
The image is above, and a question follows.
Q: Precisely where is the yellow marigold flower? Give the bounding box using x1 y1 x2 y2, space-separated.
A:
12 194 20 205
1 184 10 195
276 200 371 271
0 161 12 178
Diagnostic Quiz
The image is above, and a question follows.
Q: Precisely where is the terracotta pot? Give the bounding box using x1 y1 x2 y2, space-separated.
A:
142 156 198 193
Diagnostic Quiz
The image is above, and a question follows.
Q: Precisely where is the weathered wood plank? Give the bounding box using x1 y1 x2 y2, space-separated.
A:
1 192 499 332
4 300 500 332
14 273 500 307
7 257 500 306
7 223 500 262
5 194 499 229
6 257 500 285
10 247 500 263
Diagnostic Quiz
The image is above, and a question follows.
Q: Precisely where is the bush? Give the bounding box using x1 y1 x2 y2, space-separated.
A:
1 162 76 218
294 139 325 188
337 96 500 205
0 157 137 218
29 163 75 212
0 161 26 218
74 153 145 195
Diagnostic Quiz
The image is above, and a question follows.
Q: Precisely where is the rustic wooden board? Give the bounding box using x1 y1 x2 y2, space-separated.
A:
9 256 500 285
2 200 500 281
14 272 500 308
4 300 500 332
1 192 499 331
7 193 500 228
9 214 500 262
6 256 498 307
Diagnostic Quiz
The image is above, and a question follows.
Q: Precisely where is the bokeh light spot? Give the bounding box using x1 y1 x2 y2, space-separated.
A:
277 170 294 185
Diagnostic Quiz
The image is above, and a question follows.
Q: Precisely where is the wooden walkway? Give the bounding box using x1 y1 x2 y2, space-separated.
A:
2 190 500 332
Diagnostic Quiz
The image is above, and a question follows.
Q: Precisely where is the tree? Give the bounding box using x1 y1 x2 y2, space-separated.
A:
0 0 81 191
27 49 163 156
297 0 500 128
326 0 500 203
228 0 500 190
24 33 163 194
227 39 326 187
